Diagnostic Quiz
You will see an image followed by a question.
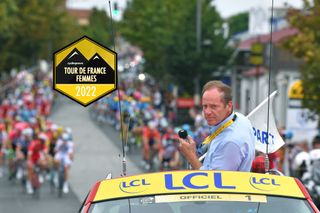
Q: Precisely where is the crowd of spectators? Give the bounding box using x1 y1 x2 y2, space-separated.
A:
91 78 211 171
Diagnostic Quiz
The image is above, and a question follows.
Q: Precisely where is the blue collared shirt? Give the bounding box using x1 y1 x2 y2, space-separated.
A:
199 112 255 171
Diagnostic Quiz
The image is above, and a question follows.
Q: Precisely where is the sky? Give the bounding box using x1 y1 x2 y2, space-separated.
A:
67 0 304 18
214 0 303 18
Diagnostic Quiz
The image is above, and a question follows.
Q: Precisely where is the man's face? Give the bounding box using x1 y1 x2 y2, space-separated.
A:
202 88 232 126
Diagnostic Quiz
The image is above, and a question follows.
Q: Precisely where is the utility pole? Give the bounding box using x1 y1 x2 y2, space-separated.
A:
196 0 202 53
194 0 202 106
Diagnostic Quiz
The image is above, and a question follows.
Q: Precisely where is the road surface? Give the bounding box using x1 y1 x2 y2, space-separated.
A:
0 94 143 212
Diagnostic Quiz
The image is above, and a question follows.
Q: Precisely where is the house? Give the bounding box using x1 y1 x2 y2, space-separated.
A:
233 26 318 143
67 9 92 26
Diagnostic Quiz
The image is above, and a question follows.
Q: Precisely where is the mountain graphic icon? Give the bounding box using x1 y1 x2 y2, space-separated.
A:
87 53 115 84
64 48 88 65
55 48 88 84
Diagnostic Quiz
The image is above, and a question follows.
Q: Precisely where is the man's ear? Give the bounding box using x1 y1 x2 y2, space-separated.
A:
227 101 233 112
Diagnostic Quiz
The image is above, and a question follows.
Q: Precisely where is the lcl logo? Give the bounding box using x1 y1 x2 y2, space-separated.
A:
119 179 151 194
250 176 280 191
164 172 236 190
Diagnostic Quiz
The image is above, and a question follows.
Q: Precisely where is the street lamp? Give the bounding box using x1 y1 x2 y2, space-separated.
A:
138 73 146 81
250 40 264 105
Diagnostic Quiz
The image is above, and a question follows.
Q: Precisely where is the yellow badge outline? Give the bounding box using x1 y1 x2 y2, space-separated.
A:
53 36 117 107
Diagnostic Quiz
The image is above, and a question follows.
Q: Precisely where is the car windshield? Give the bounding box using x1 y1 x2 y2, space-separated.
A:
88 193 313 213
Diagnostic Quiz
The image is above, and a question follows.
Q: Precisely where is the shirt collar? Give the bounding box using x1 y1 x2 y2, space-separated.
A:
209 112 235 134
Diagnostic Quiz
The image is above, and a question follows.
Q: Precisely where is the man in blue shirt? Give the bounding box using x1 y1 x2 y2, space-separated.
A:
178 81 255 171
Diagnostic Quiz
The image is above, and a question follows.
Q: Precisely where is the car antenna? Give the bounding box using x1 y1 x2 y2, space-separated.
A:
265 0 276 173
107 0 127 176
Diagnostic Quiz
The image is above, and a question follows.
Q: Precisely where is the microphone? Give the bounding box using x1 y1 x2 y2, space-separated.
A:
178 129 188 140
178 129 191 169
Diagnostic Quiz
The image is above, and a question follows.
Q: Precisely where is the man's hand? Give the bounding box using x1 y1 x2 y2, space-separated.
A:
178 136 196 154
178 136 202 169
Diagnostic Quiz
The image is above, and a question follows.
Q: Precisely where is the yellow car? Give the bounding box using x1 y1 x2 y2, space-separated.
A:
79 170 319 213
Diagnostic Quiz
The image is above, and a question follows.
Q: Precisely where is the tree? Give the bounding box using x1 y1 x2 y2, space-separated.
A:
227 12 249 36
283 0 320 115
120 0 232 94
0 0 19 71
0 0 81 73
120 0 177 80
168 0 232 94
84 8 113 48
0 0 18 34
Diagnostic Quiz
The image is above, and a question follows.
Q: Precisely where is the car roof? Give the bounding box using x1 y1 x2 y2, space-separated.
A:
88 170 305 203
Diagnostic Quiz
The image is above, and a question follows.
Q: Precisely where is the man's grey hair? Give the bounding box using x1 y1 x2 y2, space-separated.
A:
201 80 232 105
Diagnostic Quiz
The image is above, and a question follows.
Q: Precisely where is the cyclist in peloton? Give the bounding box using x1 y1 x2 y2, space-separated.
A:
142 121 161 170
54 132 74 194
0 123 7 177
26 132 48 194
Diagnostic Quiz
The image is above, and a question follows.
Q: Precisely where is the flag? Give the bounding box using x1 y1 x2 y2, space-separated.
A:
247 91 285 153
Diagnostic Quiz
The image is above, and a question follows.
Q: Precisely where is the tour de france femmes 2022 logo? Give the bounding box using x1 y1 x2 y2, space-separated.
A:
53 36 117 106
